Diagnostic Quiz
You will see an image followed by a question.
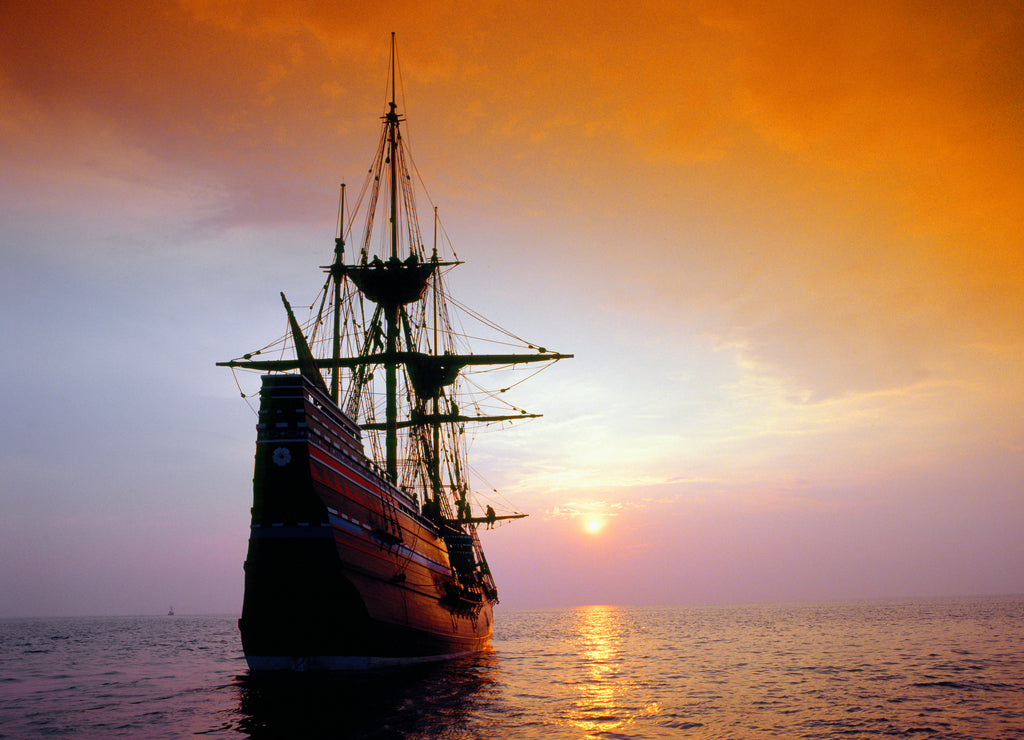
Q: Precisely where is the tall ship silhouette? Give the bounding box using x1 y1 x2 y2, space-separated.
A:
218 36 571 669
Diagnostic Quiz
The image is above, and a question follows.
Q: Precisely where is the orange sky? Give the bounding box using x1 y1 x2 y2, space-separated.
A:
1 0 1021 614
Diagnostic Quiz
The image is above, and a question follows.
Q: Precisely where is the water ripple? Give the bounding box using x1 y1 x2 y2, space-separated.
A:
0 597 1021 738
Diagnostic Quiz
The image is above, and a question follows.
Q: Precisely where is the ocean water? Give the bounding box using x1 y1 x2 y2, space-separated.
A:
1 596 1021 739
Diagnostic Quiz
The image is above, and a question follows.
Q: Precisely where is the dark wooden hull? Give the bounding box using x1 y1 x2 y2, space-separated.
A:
239 375 494 670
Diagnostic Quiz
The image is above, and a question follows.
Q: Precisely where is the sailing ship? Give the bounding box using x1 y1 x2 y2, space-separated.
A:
218 36 570 670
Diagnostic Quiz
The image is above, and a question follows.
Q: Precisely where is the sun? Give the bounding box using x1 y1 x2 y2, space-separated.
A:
585 518 604 534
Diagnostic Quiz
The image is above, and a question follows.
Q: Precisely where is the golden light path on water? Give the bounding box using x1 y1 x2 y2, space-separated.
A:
569 606 660 735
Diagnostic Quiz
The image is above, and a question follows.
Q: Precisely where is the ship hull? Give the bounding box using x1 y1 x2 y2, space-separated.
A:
239 374 494 670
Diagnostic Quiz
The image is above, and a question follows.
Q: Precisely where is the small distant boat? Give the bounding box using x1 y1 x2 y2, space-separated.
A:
218 34 570 670
167 607 174 616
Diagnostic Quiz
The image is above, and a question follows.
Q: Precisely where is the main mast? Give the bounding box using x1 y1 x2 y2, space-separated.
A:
384 32 401 482
218 33 572 495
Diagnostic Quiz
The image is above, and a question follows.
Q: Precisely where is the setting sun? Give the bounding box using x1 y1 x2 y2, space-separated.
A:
585 519 604 534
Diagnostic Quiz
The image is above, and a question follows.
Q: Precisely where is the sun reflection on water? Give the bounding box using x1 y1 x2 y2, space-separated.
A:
567 605 659 736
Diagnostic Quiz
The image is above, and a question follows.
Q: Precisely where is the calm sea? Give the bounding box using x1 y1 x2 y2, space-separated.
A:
0 596 1021 739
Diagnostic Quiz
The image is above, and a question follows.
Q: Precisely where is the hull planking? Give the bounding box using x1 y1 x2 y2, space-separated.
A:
239 374 494 669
